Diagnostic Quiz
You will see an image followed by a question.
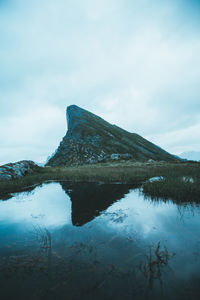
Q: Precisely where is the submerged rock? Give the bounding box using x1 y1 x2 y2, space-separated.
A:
47 104 180 166
0 160 39 181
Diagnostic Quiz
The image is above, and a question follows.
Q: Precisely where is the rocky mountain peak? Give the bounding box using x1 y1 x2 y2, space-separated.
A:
66 105 85 133
47 105 179 166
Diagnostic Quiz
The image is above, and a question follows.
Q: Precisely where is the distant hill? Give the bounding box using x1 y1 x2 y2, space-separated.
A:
47 105 180 166
179 151 200 161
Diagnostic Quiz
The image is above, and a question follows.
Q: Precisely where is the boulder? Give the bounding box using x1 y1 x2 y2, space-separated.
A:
0 160 39 181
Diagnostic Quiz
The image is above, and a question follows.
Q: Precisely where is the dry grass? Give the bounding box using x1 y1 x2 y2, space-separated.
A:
0 161 200 197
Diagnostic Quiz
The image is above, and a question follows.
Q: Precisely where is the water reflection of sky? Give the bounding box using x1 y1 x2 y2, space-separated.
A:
103 189 200 247
97 189 200 282
1 183 200 298
0 183 71 229
1 183 200 247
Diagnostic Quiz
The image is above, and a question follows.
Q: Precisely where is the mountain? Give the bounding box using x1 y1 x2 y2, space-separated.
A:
179 151 200 161
47 105 179 166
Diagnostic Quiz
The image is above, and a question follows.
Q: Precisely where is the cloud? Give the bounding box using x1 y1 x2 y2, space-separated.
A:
148 117 200 154
0 0 200 164
0 104 66 163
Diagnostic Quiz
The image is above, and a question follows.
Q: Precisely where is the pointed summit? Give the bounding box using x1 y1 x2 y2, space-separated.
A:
66 105 85 132
47 105 178 166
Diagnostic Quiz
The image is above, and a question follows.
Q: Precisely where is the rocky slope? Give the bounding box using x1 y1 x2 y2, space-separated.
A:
47 105 179 166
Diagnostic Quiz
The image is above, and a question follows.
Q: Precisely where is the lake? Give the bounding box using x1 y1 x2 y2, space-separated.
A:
0 182 200 300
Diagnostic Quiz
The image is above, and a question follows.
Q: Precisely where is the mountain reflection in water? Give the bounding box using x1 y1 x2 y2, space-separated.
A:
61 182 133 226
0 182 200 300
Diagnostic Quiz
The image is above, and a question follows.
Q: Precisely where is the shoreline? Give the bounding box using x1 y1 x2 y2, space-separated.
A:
0 161 200 201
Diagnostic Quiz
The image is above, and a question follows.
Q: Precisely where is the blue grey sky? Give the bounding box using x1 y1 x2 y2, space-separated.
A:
0 0 200 164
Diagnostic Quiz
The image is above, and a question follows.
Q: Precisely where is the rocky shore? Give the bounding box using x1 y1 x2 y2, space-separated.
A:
0 160 39 181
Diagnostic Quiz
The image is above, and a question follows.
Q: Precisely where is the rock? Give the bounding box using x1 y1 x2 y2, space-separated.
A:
46 105 180 166
120 154 133 160
147 159 155 163
148 176 164 183
182 176 194 183
0 160 39 181
0 173 12 181
110 154 119 160
110 154 133 161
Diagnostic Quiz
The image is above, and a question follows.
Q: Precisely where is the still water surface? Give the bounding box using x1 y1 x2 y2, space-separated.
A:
0 182 200 300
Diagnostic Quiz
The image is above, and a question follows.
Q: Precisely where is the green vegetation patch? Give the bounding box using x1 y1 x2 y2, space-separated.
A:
142 176 200 203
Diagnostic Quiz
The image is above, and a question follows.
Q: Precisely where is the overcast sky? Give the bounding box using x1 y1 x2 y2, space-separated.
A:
0 0 200 164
